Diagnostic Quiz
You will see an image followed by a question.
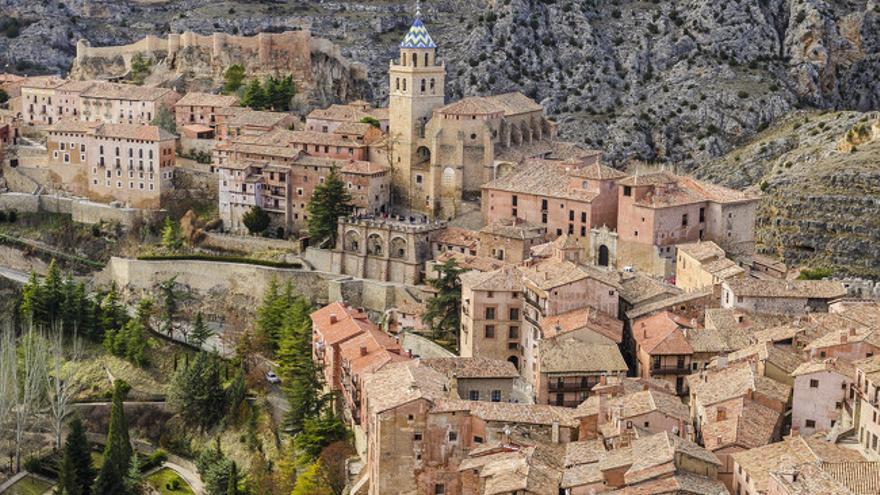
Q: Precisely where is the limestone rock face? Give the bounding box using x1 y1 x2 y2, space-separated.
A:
697 111 880 277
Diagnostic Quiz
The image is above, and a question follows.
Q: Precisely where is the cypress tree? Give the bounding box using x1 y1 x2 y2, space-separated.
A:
278 297 323 433
94 380 132 495
306 168 353 246
190 312 213 349
58 417 95 495
168 351 226 431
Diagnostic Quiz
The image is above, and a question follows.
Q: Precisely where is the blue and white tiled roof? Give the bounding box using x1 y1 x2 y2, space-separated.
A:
400 17 436 49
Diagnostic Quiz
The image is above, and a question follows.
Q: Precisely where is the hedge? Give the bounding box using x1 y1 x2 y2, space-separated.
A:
137 254 302 269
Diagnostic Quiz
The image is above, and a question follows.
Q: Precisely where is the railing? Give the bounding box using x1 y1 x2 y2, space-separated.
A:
651 365 690 375
548 381 594 392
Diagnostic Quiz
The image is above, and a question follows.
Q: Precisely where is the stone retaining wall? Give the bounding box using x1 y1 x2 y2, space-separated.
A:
0 192 163 227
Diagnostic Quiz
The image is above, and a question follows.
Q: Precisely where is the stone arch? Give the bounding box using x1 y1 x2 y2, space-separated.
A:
367 233 384 256
507 356 519 371
390 236 407 259
416 145 431 164
494 161 516 180
598 245 610 267
343 230 360 252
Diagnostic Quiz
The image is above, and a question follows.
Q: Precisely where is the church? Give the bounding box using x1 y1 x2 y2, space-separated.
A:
387 8 585 219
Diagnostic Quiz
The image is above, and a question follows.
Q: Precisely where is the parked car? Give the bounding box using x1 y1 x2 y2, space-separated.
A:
265 370 281 384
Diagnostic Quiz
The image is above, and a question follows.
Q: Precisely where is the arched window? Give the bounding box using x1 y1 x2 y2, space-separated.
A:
396 78 400 90
424 52 429 66
390 237 407 259
344 230 360 252
420 79 426 93
403 79 407 92
413 55 417 67
368 233 383 256
402 53 407 66
430 78 435 93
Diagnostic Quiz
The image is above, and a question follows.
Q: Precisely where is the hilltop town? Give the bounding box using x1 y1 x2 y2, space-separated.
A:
0 5 879 495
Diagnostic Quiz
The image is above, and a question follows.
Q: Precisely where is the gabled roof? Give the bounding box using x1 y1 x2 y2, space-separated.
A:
420 357 518 379
725 278 847 299
725 340 806 375
538 329 628 374
540 306 623 343
688 362 791 409
362 360 449 414
175 92 238 108
400 16 436 48
607 388 690 422
432 399 579 428
430 226 479 249
701 397 781 451
632 311 698 355
310 302 376 346
459 265 523 292
480 217 546 240
598 432 720 482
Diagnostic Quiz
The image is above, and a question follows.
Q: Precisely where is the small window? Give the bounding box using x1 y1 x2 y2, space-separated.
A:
805 419 816 428
623 186 632 196
485 308 496 319
434 484 445 495
448 431 458 442
468 390 479 401
413 432 423 442
810 379 819 388
491 390 501 402
484 325 495 338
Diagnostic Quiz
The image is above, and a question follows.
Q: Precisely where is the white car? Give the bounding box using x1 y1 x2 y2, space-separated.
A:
265 371 281 384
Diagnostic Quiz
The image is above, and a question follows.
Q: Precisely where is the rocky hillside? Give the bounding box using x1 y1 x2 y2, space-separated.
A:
2 0 879 272
697 110 880 278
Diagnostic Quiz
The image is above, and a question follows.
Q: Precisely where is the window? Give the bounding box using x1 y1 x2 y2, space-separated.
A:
699 207 705 222
509 308 519 320
484 325 495 338
413 432 422 441
485 308 496 319
448 431 457 442
491 390 502 402
415 174 423 184
512 195 518 206
810 379 819 388
569 210 574 221
623 186 632 196
468 390 480 401
434 484 445 495
581 212 587 223
805 419 816 428
508 326 519 339
474 436 483 444
681 214 688 227
541 199 548 210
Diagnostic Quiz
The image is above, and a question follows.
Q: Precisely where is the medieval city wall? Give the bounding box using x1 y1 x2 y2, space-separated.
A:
0 192 161 227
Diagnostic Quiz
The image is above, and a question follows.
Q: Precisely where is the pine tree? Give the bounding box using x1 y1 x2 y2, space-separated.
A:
158 277 179 337
168 351 226 431
223 64 246 94
123 452 143 495
306 168 353 246
421 258 464 347
241 79 267 110
255 277 281 344
42 259 64 325
278 297 323 433
57 417 95 495
294 411 349 463
242 206 270 235
226 365 247 423
99 283 128 335
150 106 176 134
19 270 45 325
189 312 213 349
160 217 182 251
225 461 239 495
94 380 132 495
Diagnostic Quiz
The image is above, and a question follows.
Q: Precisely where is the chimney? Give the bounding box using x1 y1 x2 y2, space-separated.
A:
360 345 368 356
330 313 338 324
790 426 799 437
716 435 723 446
551 421 560 444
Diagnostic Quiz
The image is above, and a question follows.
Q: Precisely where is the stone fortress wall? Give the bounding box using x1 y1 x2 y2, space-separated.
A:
72 30 369 99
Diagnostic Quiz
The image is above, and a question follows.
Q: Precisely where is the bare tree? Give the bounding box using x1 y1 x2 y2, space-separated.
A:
12 326 48 471
0 326 16 467
46 324 82 450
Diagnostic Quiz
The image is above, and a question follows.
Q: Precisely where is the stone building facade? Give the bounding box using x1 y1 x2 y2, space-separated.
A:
459 266 524 370
331 215 446 285
174 92 238 130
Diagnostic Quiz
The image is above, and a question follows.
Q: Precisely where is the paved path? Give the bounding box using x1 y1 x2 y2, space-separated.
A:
144 461 204 495
0 265 29 284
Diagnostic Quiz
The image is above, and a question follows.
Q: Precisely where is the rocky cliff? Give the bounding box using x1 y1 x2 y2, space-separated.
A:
697 110 880 278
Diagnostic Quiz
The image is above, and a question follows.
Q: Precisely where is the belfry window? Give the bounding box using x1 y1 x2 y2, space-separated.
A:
396 78 400 90
424 53 429 66
421 79 426 93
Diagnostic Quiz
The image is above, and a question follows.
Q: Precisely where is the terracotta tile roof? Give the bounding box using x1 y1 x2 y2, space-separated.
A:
229 109 293 128
57 80 96 93
704 309 792 342
484 92 545 116
688 362 791 409
702 397 780 450
770 461 858 495
332 121 374 136
617 273 681 306
732 434 868 492
459 265 523 292
94 123 176 141
574 395 600 418
434 251 506 272
82 82 176 101
479 217 547 240
617 171 680 187
624 288 714 320
310 302 376 346
430 226 479 249
725 341 806 374
608 388 690 422
462 442 564 495
432 399 580 428
564 439 606 467
420 357 518 379
853 355 880 382
482 158 601 202
307 103 387 123
677 240 725 261
46 118 102 134
830 301 880 328
539 329 628 374
561 462 603 489
362 360 449 414
590 376 678 398
703 257 746 279
338 327 407 377
598 432 720 481
607 472 729 495
339 160 389 175
521 259 620 293
566 161 627 180
540 306 624 343
494 140 601 164
619 171 757 207
175 92 238 108
632 311 698 356
821 461 880 494
436 96 505 116
805 326 880 352
19 76 65 89
725 278 848 299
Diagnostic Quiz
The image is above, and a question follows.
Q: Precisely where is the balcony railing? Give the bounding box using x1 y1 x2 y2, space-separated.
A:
651 365 690 375
548 382 595 392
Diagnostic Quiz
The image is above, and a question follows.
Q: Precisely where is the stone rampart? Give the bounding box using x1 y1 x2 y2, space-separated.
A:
0 192 163 227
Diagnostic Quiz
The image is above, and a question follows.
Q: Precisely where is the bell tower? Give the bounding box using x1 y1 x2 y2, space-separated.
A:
389 2 445 213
